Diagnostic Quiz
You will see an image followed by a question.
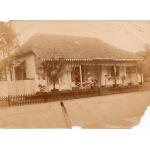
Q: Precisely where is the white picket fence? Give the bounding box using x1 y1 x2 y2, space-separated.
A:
0 80 37 96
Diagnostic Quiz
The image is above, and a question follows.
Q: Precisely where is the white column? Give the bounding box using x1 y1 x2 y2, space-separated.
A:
6 67 11 81
114 65 117 86
12 66 15 81
135 65 138 83
79 65 83 89
123 64 126 76
101 65 106 86
114 65 116 75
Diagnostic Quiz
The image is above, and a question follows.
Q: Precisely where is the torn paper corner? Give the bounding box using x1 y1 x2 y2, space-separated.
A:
132 105 150 129
72 126 82 129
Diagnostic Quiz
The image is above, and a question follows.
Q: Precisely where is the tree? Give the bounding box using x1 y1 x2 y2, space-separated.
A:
0 21 19 58
0 21 19 80
40 58 64 92
136 44 150 82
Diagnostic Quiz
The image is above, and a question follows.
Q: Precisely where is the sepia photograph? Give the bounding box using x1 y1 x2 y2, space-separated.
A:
0 20 150 128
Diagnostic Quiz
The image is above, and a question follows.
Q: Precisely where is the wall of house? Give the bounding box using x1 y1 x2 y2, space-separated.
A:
13 53 37 80
59 65 72 90
25 54 37 79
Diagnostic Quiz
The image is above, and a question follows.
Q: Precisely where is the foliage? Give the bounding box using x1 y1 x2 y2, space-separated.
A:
136 44 150 81
40 59 64 90
0 22 19 80
0 22 19 58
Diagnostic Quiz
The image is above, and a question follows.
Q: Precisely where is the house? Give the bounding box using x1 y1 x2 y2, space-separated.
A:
2 34 143 94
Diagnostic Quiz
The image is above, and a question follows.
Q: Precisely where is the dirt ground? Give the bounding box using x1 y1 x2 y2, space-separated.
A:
0 90 150 128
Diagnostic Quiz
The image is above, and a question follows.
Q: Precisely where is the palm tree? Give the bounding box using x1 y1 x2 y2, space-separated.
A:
40 58 64 92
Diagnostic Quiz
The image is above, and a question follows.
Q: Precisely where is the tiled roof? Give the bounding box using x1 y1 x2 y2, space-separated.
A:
17 34 141 60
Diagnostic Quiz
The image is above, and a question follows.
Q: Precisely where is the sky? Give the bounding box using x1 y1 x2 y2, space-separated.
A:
11 20 150 53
